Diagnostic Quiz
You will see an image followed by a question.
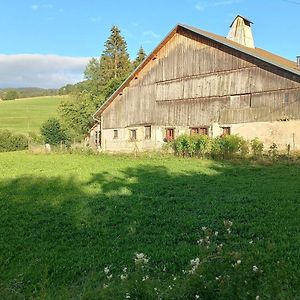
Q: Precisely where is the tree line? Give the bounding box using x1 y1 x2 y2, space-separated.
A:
0 88 58 100
42 26 147 145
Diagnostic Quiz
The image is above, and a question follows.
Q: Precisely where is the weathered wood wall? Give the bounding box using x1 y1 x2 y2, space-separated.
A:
102 29 300 129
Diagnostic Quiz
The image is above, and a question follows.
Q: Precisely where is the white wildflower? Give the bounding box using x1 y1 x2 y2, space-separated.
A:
142 275 149 281
168 285 173 290
249 240 253 244
197 239 203 245
227 229 231 234
191 258 200 266
189 257 201 274
107 274 112 280
202 226 207 231
237 259 241 265
123 267 127 273
120 274 128 280
215 231 219 236
125 293 131 299
103 283 109 289
104 266 110 274
163 266 166 272
256 296 260 300
173 276 177 281
253 265 259 272
134 252 149 265
195 295 200 299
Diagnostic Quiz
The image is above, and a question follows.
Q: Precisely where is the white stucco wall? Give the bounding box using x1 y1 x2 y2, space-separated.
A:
99 120 300 153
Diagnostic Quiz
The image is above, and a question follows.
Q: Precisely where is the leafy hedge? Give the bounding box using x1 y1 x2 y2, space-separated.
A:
171 134 264 159
0 130 28 152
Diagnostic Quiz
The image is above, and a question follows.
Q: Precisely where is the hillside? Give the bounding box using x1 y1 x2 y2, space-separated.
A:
0 96 65 134
0 87 58 99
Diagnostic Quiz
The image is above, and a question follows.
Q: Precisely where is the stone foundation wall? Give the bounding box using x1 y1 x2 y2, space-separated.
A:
99 120 300 152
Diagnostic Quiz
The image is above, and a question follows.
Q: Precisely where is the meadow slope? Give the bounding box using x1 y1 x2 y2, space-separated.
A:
0 152 299 299
0 96 64 134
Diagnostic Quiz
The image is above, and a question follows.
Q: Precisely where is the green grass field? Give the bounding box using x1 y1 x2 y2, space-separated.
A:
0 152 299 299
0 96 65 134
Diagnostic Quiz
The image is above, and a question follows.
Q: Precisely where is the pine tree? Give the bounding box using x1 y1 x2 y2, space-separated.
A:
133 46 147 69
99 26 132 84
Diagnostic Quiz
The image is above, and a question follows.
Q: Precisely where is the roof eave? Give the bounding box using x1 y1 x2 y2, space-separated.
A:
93 24 180 118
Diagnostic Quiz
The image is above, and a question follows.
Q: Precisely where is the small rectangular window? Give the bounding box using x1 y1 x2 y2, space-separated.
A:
113 130 118 139
166 128 175 141
221 127 231 136
190 128 199 135
145 126 151 139
130 129 137 141
95 131 98 145
190 127 208 136
199 127 208 135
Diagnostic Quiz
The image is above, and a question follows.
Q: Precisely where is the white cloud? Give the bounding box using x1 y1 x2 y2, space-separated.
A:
143 30 161 39
0 54 90 88
31 3 53 11
195 0 241 11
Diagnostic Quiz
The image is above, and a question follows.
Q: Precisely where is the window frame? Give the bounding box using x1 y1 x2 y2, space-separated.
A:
113 130 118 139
190 127 209 136
129 129 137 141
144 125 151 140
221 126 231 136
165 128 175 142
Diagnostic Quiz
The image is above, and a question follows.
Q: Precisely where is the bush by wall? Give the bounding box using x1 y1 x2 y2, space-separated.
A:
171 134 264 159
0 130 28 152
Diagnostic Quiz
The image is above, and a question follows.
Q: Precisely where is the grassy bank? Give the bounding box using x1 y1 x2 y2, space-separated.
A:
0 96 65 134
0 152 299 299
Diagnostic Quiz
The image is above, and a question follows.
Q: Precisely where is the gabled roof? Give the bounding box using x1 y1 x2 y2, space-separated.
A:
93 23 300 118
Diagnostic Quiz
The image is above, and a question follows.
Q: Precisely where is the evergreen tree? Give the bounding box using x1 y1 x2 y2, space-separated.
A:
99 26 132 84
133 46 147 69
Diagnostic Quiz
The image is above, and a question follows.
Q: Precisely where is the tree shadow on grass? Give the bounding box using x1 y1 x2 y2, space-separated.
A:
0 162 300 298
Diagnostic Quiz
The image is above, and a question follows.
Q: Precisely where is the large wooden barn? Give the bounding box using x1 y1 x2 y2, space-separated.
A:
89 16 300 152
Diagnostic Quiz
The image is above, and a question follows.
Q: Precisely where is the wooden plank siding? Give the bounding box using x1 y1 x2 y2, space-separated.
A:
102 30 300 130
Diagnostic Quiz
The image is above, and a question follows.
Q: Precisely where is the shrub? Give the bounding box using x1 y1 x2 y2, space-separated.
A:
210 135 247 159
191 135 211 158
40 118 70 146
0 130 28 152
251 138 264 157
172 135 190 157
268 143 278 160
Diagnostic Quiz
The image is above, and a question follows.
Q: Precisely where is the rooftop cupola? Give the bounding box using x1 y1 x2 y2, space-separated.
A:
227 15 255 48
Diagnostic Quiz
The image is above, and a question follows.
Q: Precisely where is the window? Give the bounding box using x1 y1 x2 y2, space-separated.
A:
190 128 199 135
199 127 208 135
145 126 151 139
95 131 101 146
129 129 137 141
113 130 118 139
190 127 208 136
221 127 231 136
95 131 98 145
165 128 175 141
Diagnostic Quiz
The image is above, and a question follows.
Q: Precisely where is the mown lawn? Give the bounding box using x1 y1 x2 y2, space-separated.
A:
0 152 299 299
0 96 65 134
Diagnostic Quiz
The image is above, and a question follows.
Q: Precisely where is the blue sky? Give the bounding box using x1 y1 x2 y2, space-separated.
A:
0 0 299 88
